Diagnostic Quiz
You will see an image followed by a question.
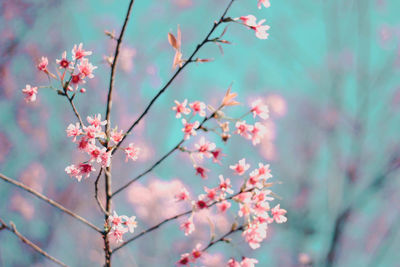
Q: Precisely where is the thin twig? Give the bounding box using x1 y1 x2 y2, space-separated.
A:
66 93 84 127
112 0 236 155
0 218 69 267
112 110 217 197
94 168 108 215
0 173 102 233
202 225 244 252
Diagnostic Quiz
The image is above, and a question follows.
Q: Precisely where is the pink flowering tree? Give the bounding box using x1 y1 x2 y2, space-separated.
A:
0 0 287 266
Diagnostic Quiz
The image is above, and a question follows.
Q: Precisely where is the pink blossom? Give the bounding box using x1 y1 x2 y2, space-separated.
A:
78 163 95 179
84 125 102 139
251 122 267 145
87 114 107 127
177 253 190 266
235 121 253 139
211 148 225 164
121 215 137 233
77 136 92 152
109 211 123 227
69 73 85 91
182 119 199 140
190 243 202 261
175 187 190 201
195 166 209 179
242 222 267 249
125 143 140 162
100 150 112 168
66 123 82 142
251 19 270 40
228 258 241 267
189 101 206 117
196 199 208 210
238 15 257 27
108 226 128 243
238 203 252 217
241 257 259 267
217 200 231 212
204 186 218 201
56 51 71 69
195 137 216 159
180 216 195 236
78 58 97 78
257 163 273 180
65 164 82 181
230 158 250 175
72 43 92 60
218 175 234 194
22 84 38 103
251 99 269 119
172 99 191 118
271 204 287 223
110 128 124 144
37 57 48 72
257 0 270 9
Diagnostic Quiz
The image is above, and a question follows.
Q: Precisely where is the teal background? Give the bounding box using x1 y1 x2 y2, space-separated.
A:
1 0 400 266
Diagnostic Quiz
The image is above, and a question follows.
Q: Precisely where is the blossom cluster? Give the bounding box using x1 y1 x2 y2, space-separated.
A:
64 114 140 181
175 156 286 266
22 43 97 103
107 211 138 243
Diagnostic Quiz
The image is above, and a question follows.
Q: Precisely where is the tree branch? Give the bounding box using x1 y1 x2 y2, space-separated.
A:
0 173 102 233
111 0 236 155
0 218 69 267
103 0 136 266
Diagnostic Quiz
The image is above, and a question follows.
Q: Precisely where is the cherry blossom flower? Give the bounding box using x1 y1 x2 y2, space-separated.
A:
87 114 107 127
235 121 253 139
204 186 218 201
251 99 269 119
22 84 38 103
196 199 208 210
65 164 82 181
190 243 203 261
100 150 112 168
125 143 140 162
37 57 48 72
109 226 128 243
177 253 190 266
242 221 267 249
271 204 287 223
110 128 124 144
121 215 137 233
172 99 191 118
195 137 216 159
218 175 234 194
69 73 85 91
180 216 195 236
189 101 206 117
217 200 231 212
230 158 250 175
195 166 209 179
56 51 71 69
241 257 259 267
72 43 92 60
78 163 95 179
84 125 102 139
257 0 270 9
109 211 123 228
66 123 82 142
257 163 273 180
175 187 190 201
78 58 97 78
237 15 257 27
77 136 92 152
228 258 241 267
182 119 199 140
250 122 267 145
211 148 225 164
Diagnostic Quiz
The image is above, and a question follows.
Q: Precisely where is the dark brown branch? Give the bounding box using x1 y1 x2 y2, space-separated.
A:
0 218 69 267
66 93 84 127
0 173 102 233
112 0 236 155
103 1 136 266
112 110 217 197
202 225 244 252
